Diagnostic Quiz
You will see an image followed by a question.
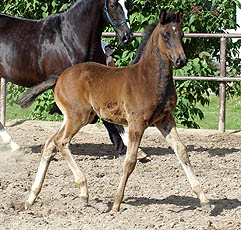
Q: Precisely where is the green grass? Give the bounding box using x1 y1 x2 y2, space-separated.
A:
190 95 241 130
5 95 241 130
6 103 31 120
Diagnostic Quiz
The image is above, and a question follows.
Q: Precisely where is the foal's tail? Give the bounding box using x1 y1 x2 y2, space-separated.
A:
18 75 58 108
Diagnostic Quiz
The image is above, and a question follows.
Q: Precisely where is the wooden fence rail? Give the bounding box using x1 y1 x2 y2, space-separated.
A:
1 32 241 132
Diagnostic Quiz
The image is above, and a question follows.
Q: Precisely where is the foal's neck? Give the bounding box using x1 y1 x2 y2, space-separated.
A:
140 26 173 79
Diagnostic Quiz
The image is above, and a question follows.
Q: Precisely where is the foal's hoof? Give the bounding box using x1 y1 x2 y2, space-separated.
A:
80 196 89 206
111 206 120 213
24 201 32 210
200 199 213 212
137 150 147 160
202 202 212 210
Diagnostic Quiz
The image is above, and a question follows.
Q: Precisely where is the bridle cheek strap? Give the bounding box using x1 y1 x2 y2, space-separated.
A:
104 0 130 28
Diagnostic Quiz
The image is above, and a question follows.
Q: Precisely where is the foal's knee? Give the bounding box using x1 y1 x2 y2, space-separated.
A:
42 140 56 162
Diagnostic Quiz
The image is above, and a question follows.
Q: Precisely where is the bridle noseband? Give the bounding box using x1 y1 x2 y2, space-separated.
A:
104 0 130 28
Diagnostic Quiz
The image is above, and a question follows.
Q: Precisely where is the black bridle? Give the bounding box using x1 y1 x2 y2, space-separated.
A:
104 0 130 28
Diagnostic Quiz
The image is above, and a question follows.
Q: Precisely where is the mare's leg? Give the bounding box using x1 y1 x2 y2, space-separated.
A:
54 116 89 204
115 125 147 160
0 122 20 151
112 122 145 212
103 121 147 159
103 120 127 156
25 134 57 209
49 102 61 115
155 115 210 207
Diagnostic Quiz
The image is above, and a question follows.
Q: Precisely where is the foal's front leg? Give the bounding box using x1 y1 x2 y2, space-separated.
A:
155 115 210 208
112 123 145 212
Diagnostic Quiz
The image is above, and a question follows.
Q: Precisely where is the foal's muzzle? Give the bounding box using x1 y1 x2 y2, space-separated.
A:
174 55 187 69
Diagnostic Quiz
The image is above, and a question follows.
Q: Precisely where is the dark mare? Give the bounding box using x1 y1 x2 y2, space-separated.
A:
21 10 210 212
0 0 133 154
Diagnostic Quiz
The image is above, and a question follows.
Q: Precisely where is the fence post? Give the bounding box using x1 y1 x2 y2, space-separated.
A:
0 78 6 126
219 37 227 133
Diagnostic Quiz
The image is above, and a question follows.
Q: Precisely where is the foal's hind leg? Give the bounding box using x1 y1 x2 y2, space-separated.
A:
54 116 89 205
155 115 210 208
25 134 57 209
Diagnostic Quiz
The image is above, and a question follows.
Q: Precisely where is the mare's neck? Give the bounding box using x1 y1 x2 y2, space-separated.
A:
62 0 106 62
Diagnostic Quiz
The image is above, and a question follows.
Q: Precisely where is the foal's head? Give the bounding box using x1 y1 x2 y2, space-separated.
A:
104 0 133 44
158 10 186 69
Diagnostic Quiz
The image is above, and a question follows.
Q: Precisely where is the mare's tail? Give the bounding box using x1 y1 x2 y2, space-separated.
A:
18 75 58 108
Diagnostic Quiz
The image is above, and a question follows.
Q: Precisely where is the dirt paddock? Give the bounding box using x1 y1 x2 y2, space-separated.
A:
0 120 241 230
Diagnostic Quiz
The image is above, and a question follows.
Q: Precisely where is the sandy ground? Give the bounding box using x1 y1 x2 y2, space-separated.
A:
0 120 241 230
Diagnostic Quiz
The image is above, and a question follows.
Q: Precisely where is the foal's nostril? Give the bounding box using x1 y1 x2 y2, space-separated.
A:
176 58 181 66
175 56 186 68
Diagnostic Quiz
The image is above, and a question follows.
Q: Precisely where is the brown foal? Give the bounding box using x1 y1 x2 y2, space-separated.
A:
25 10 210 212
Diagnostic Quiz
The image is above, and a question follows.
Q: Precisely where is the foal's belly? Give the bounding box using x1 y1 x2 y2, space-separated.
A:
94 103 128 126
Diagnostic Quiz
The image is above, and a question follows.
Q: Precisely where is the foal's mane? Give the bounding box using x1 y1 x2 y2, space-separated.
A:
132 10 179 65
132 22 158 64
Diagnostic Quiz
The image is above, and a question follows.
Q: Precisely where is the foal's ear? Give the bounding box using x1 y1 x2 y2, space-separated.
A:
159 9 167 25
177 10 184 22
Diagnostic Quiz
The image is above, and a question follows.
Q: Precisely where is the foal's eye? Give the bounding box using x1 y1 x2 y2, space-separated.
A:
162 32 170 40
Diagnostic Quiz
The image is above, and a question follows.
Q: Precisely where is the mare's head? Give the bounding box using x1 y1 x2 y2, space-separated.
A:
104 0 133 44
157 10 186 69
